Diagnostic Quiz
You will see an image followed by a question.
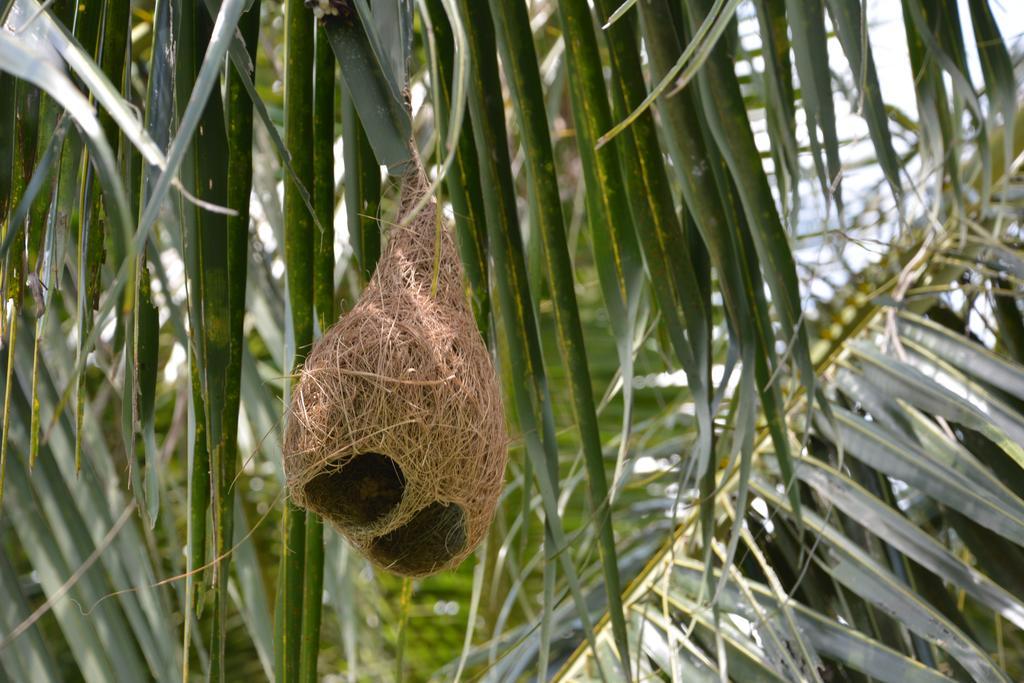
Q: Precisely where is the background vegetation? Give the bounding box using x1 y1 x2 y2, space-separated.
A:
0 0 1023 680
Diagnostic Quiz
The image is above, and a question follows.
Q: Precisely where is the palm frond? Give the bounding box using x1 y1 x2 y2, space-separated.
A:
1 0 1022 680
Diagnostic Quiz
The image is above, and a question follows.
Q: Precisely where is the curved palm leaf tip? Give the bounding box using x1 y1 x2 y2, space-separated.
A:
0 0 1022 680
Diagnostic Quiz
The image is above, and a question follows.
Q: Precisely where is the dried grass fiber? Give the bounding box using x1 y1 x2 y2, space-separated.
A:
283 155 507 577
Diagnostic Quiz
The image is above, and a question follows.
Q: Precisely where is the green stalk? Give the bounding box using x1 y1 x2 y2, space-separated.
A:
50 106 84 302
184 358 210 679
116 0 163 539
130 261 160 524
313 26 336 333
299 24 334 683
0 73 15 497
276 488 308 678
0 313 15 502
486 0 631 670
0 72 13 227
0 79 38 500
23 113 59 476
206 2 262 679
28 0 75 467
5 79 38 315
177 0 233 675
70 0 109 475
108 0 144 533
276 0 315 679
97 0 131 352
75 169 104 476
395 578 413 681
341 92 380 284
27 92 64 283
97 0 130 146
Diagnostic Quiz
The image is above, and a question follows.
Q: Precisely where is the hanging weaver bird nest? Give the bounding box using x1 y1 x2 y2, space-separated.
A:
283 154 507 577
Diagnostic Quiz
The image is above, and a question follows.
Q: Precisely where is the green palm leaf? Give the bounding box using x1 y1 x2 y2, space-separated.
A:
2 0 1023 680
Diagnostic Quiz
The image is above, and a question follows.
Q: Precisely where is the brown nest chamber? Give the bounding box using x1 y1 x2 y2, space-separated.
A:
283 157 507 577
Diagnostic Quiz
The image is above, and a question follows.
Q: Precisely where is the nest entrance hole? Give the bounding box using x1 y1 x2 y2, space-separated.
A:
369 502 467 575
303 452 406 528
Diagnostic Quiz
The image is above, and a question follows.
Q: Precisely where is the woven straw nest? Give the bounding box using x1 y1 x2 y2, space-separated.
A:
283 158 508 577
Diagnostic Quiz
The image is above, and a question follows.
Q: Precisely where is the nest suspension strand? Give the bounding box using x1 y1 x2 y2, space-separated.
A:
283 152 508 577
